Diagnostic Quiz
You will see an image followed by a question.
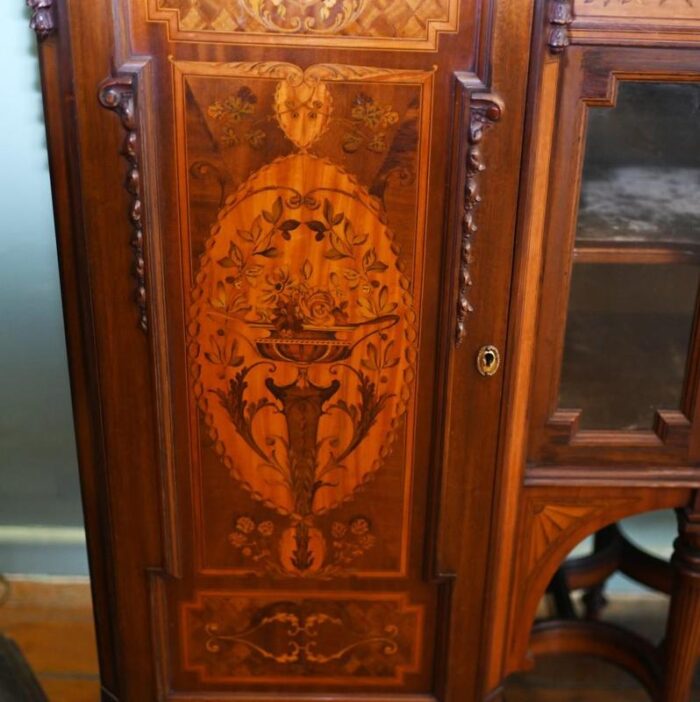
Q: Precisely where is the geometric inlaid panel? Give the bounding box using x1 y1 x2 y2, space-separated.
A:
148 0 459 50
575 0 700 20
571 0 700 43
176 60 434 579
181 591 424 685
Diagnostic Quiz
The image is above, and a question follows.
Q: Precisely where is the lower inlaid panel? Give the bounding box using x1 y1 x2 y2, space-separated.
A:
181 591 424 686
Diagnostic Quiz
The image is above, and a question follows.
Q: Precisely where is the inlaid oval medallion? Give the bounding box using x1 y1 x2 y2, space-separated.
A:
189 152 415 574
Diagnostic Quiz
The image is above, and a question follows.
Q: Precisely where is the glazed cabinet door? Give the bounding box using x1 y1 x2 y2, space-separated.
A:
32 0 532 699
529 45 700 472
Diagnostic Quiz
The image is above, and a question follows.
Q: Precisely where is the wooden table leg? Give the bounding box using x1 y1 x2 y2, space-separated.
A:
662 495 700 702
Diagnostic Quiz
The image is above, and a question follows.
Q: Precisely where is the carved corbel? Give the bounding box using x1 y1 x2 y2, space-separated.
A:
548 0 574 53
98 75 148 333
27 0 55 40
455 93 503 346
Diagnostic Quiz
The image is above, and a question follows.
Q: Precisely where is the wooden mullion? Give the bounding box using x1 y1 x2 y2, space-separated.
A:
573 244 700 265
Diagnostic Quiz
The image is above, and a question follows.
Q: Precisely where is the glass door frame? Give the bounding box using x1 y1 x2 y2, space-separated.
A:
528 45 700 468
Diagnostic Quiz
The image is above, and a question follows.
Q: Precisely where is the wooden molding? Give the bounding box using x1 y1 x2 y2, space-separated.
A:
98 74 148 334
455 92 503 346
571 0 700 47
98 63 182 578
526 464 700 488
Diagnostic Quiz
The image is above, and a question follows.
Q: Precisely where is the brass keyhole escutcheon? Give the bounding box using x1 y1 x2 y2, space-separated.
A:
476 345 501 377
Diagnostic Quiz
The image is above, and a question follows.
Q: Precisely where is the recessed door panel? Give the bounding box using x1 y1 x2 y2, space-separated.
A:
177 62 434 580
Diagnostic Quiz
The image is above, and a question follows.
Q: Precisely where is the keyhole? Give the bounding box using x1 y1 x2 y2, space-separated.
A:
477 345 500 377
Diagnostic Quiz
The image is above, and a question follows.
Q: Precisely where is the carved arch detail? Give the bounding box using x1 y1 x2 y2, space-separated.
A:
506 487 691 673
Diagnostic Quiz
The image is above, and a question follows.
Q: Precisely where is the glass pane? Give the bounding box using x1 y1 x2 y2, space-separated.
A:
559 264 699 430
577 82 700 247
557 81 700 432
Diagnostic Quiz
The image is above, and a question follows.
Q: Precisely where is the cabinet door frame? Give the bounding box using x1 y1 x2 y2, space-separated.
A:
528 46 700 469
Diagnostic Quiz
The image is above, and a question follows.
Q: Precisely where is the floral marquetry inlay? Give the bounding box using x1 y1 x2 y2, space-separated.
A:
148 0 460 50
182 591 424 684
179 60 434 579
191 153 415 576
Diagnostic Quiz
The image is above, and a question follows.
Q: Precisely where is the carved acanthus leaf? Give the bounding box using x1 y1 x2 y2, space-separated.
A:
455 93 502 346
98 75 148 333
27 0 55 40
548 0 574 53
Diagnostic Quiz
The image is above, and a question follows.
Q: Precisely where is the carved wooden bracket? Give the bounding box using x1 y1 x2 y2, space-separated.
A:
548 0 574 53
27 0 55 40
98 74 148 333
455 93 503 347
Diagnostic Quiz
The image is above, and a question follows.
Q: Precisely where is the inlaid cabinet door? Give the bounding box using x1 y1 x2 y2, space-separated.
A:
34 0 532 699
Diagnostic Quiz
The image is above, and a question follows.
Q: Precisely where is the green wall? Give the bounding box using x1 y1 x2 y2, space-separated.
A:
0 1 87 575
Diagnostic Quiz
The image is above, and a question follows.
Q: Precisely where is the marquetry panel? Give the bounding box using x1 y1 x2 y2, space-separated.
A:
147 0 460 50
567 0 700 46
176 60 433 581
181 590 424 685
574 0 700 22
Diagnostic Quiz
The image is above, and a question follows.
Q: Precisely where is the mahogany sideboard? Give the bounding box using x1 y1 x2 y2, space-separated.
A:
27 0 700 698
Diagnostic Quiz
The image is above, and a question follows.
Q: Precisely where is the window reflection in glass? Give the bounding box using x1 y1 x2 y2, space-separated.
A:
577 82 700 247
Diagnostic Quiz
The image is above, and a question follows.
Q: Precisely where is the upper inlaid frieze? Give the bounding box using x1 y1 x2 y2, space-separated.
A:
147 0 460 50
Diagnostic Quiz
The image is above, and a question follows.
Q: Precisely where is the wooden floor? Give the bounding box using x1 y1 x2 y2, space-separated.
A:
0 579 99 701
505 594 700 701
0 579 698 701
